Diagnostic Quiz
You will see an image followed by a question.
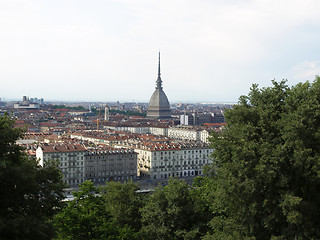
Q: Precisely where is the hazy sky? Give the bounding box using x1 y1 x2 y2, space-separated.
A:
1 0 320 103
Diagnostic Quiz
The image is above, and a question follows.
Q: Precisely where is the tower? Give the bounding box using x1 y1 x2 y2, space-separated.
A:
147 52 171 119
104 104 110 121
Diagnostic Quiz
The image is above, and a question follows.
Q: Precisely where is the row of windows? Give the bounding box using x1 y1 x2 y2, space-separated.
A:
86 159 135 165
60 162 84 167
86 170 136 177
47 155 84 160
87 165 135 171
88 175 136 182
153 154 210 161
63 173 84 178
153 170 202 179
44 157 84 162
87 155 134 160
154 165 201 172
61 167 83 173
153 149 212 156
153 159 209 166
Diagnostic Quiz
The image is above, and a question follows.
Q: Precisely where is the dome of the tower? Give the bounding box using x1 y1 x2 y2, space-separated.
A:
147 52 171 119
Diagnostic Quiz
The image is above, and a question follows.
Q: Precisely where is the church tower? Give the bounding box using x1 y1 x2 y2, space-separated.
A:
147 52 171 119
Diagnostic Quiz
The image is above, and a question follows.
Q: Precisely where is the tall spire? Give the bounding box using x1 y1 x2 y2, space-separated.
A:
158 52 161 77
156 51 162 89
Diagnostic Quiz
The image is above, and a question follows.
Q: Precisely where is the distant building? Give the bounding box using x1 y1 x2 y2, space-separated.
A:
14 96 40 109
168 126 199 141
180 113 195 126
196 113 213 125
0 98 5 107
213 110 225 123
147 52 171 119
180 112 213 126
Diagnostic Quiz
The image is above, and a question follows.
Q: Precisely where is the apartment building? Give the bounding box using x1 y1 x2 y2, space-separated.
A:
36 143 87 187
84 149 138 183
118 138 213 179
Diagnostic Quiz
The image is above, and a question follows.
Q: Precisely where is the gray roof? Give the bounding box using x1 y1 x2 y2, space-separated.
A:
148 88 170 110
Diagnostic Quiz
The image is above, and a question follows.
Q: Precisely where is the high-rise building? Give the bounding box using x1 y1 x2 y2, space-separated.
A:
147 52 171 119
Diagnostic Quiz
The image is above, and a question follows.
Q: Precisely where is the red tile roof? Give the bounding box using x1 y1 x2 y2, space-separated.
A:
40 143 87 153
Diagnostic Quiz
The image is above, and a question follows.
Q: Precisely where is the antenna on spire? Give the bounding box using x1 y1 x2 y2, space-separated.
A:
156 51 162 89
158 51 161 77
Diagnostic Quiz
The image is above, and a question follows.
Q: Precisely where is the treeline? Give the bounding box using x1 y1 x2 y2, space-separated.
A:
51 104 146 116
54 176 214 240
110 109 147 117
91 108 146 117
51 105 86 110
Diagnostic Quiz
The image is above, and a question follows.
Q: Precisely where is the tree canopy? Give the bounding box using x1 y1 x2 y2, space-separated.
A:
0 115 65 240
207 78 320 239
54 181 112 240
140 178 212 240
55 180 144 240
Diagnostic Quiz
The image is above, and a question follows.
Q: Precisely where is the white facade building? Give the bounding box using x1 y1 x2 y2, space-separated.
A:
200 130 211 143
36 143 87 187
149 126 168 136
168 126 201 141
135 145 213 179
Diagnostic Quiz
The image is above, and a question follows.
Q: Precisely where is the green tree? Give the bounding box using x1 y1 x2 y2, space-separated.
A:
101 181 144 239
0 115 65 240
190 175 216 238
54 181 113 240
55 180 142 240
207 78 320 239
140 178 202 240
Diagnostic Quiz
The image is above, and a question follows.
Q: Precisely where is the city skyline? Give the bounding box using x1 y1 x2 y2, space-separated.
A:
1 0 320 102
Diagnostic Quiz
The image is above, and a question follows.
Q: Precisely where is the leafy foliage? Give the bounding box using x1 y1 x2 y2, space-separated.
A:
55 181 143 240
91 108 146 117
51 105 86 110
102 181 144 234
207 78 320 239
140 178 211 240
54 181 113 240
0 115 65 240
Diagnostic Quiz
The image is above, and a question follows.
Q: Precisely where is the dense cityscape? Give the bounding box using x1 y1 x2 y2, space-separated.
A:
0 56 230 192
2 73 320 240
1 0 320 238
